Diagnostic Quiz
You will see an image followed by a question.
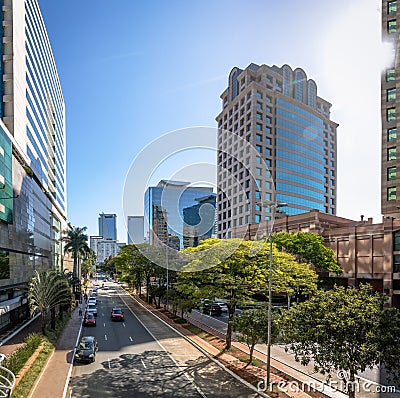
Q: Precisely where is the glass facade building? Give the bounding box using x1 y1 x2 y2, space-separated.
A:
0 0 67 332
98 213 117 241
144 181 216 249
217 63 337 237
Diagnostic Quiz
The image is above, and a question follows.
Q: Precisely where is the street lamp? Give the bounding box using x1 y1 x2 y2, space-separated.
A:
257 200 287 388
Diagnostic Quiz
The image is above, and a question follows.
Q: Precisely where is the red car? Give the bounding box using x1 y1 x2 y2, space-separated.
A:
84 312 96 327
111 307 124 321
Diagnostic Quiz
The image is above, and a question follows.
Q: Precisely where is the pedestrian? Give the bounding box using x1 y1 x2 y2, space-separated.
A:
78 306 82 317
84 293 88 303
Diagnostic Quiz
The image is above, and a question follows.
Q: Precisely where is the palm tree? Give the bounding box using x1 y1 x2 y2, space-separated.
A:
81 249 96 280
63 226 90 278
28 270 73 333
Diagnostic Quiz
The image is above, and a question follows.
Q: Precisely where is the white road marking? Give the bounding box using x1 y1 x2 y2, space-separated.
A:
140 358 146 368
123 322 126 327
105 334 108 341
108 358 111 369
103 323 106 327
129 336 133 342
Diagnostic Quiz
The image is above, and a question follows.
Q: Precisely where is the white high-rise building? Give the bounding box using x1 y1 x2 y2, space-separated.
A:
127 216 144 244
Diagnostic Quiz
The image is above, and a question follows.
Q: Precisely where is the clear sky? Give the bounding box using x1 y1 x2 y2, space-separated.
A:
38 0 384 241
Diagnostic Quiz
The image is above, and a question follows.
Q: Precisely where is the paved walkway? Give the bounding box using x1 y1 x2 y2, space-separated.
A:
28 307 83 398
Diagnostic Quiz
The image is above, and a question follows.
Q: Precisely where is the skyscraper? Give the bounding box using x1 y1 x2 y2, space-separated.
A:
144 180 216 249
217 63 337 238
98 213 117 240
127 215 145 244
382 1 399 217
0 0 67 331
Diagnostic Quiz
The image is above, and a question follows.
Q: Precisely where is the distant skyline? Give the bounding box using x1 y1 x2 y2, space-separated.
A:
39 0 384 241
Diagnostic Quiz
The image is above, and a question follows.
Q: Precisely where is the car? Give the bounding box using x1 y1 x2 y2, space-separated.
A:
86 304 97 317
111 307 124 321
83 312 96 327
215 302 228 313
88 298 97 306
74 336 98 363
202 302 222 316
102 286 109 290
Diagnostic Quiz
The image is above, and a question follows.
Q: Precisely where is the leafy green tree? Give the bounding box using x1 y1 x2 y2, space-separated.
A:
81 249 96 280
231 307 278 366
28 270 73 333
273 232 342 274
62 226 90 278
278 284 400 398
179 238 318 349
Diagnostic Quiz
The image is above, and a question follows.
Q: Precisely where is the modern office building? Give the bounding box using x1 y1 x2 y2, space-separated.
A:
382 1 400 217
127 215 145 244
0 0 67 331
216 63 337 238
144 180 216 249
98 213 117 241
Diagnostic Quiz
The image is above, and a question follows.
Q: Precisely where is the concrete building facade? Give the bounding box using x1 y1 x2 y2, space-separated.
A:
127 215 144 245
216 63 337 238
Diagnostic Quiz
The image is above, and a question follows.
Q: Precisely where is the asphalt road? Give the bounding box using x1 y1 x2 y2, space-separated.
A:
69 283 260 398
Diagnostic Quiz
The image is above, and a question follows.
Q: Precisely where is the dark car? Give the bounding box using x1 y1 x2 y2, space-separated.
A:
83 312 96 327
75 336 98 363
202 302 222 316
111 307 124 321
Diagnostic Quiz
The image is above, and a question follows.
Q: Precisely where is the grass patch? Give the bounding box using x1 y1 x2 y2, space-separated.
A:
11 340 53 398
173 318 188 324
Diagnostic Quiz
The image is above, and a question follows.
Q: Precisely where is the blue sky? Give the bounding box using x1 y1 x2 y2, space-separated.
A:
39 0 383 241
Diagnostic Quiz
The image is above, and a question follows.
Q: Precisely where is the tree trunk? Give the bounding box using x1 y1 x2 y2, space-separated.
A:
50 307 56 330
73 255 78 279
225 305 235 349
348 370 356 398
41 312 47 335
59 303 63 319
246 344 255 368
287 294 291 309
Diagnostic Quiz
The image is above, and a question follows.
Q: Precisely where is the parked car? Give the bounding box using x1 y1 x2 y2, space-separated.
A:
75 336 98 363
111 307 124 321
83 312 96 327
202 302 222 316
86 304 97 317
88 297 97 306
215 302 228 313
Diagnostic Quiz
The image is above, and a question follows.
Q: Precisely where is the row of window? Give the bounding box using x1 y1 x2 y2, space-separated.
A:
388 19 397 33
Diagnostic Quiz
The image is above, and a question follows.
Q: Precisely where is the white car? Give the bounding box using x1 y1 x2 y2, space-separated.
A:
215 302 229 313
86 304 97 317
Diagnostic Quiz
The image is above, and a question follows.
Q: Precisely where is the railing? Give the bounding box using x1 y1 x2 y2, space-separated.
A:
0 354 15 397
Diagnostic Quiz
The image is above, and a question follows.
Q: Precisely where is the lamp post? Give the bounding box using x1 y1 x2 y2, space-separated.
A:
257 200 287 388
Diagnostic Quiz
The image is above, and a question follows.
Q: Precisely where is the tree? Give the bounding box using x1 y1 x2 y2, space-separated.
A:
179 238 318 349
62 226 90 279
28 270 73 333
278 284 400 398
81 249 96 280
231 307 278 366
273 232 342 274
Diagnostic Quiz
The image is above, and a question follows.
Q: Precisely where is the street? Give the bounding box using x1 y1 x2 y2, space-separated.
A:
69 282 260 398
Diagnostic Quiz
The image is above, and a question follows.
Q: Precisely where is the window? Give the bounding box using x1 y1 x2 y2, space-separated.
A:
256 168 261 176
256 113 262 120
255 191 261 199
256 91 262 99
388 20 397 33
256 123 262 131
388 88 396 102
266 127 271 134
388 186 397 200
395 231 400 251
265 106 271 113
266 96 272 103
255 214 261 223
387 68 396 82
388 166 397 180
256 145 262 153
388 128 397 141
256 134 262 142
265 117 272 124
256 102 262 110
394 255 400 272
388 107 396 121
388 1 397 14
388 147 397 160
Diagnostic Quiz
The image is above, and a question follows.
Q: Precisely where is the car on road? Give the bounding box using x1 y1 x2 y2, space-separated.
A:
111 307 124 321
86 304 97 317
88 297 97 305
75 336 98 363
83 312 96 327
215 302 228 313
202 302 222 316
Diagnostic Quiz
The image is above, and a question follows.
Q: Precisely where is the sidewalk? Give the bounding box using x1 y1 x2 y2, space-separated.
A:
28 307 83 398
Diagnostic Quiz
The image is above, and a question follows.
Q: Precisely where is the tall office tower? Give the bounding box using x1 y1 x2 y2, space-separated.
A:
217 63 337 238
0 0 67 331
382 1 399 217
144 180 216 249
98 213 117 240
127 215 145 244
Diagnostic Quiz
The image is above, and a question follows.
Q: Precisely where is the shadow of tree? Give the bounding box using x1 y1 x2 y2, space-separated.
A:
70 349 258 398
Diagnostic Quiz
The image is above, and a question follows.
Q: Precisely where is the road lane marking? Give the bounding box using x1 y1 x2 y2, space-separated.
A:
129 336 133 342
140 358 146 369
103 323 106 327
123 322 126 327
108 358 111 369
105 334 107 341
